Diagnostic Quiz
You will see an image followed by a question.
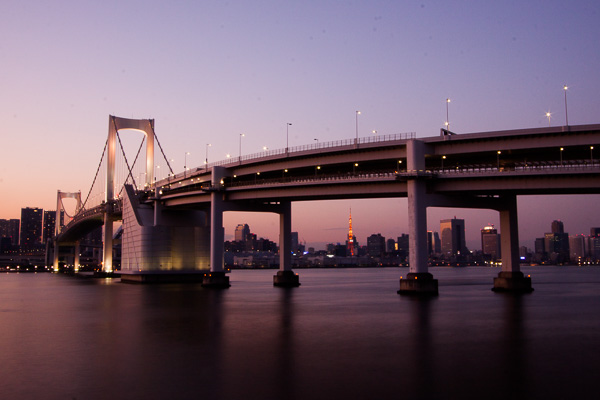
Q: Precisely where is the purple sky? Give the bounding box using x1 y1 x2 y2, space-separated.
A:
1 1 599 250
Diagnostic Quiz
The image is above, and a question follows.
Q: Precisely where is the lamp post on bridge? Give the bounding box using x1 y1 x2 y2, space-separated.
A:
445 98 450 131
355 110 361 144
441 155 446 170
184 152 190 177
563 85 569 126
591 146 594 166
560 147 564 166
497 151 501 170
205 144 211 169
286 123 292 154
546 112 552 127
239 133 245 164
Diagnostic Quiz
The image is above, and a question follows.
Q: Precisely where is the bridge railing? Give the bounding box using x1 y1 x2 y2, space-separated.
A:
435 159 599 175
206 131 416 169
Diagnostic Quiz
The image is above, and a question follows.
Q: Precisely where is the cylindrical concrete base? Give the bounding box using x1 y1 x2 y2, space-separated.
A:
273 270 301 287
398 272 438 295
202 271 231 288
492 271 533 293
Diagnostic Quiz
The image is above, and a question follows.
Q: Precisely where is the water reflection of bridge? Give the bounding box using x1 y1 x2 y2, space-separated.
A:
53 116 600 293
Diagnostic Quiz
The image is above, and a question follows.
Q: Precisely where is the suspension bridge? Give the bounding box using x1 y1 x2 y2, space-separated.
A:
52 115 600 293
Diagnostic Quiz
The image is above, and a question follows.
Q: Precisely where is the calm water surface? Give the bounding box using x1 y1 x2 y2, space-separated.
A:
1 267 599 400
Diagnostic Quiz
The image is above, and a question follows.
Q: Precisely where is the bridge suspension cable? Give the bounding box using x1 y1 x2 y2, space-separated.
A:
115 129 145 197
150 124 174 176
80 139 108 211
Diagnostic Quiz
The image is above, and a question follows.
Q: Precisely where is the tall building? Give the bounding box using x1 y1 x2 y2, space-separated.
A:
545 232 570 263
291 232 299 254
397 234 409 258
367 233 386 257
20 207 43 248
481 224 500 259
386 238 396 253
551 220 564 234
569 235 586 263
234 224 250 242
427 231 441 255
440 218 468 256
0 219 20 246
43 210 57 243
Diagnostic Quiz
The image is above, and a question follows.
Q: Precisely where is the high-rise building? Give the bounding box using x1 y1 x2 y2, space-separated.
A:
43 210 57 243
481 224 500 259
367 233 386 257
534 237 545 255
291 232 299 254
551 220 564 234
20 207 43 248
234 224 250 242
427 231 441 255
397 234 409 258
569 235 586 263
589 237 600 261
386 238 396 253
0 219 20 246
440 218 468 256
590 228 600 238
545 232 570 263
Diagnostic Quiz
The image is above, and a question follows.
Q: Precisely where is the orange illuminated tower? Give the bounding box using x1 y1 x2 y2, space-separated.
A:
348 208 355 256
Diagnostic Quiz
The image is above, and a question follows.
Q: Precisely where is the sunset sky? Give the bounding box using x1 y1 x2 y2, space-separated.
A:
1 0 599 250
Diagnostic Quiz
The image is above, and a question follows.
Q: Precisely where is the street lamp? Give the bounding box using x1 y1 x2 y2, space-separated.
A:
286 122 292 152
184 152 191 174
563 85 569 126
497 151 501 170
445 98 450 131
441 155 446 170
545 112 552 127
590 146 594 166
353 162 358 174
355 110 361 142
560 147 564 166
205 144 211 169
239 133 245 163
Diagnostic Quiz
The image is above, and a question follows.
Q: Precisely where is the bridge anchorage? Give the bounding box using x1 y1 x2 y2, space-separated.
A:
55 115 600 293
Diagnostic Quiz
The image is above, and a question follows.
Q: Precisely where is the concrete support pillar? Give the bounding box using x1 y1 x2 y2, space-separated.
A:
53 241 59 272
399 139 438 295
493 196 533 293
74 241 80 272
274 201 300 287
102 215 113 273
203 167 230 288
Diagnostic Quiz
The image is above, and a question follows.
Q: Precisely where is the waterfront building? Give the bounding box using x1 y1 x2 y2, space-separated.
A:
397 234 409 259
386 238 396 253
552 220 565 234
569 235 586 263
291 232 299 254
481 224 500 260
42 210 56 243
0 219 20 246
440 218 468 257
367 233 386 257
234 223 250 242
20 207 43 249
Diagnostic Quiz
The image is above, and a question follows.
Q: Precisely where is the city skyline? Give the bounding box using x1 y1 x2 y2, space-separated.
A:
1 1 599 251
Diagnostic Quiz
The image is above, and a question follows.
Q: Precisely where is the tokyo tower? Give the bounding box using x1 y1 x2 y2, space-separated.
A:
348 208 355 256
